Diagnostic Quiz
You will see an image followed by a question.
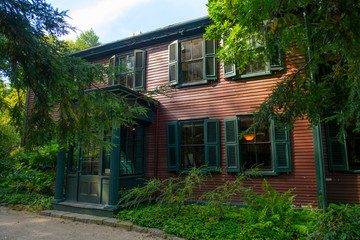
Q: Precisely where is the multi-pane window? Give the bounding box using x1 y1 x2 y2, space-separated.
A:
119 54 135 89
119 125 145 175
81 143 100 175
109 50 146 90
225 115 291 173
168 35 217 86
239 116 272 170
325 119 360 171
223 40 283 79
180 120 205 169
181 38 204 84
102 132 112 175
80 133 112 176
167 119 220 171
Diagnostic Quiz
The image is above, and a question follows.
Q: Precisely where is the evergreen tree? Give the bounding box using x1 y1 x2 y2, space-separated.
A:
0 0 149 148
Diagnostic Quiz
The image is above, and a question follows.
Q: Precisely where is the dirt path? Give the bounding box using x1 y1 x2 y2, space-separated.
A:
0 207 163 240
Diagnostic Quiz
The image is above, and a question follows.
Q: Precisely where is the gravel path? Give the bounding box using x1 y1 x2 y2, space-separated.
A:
0 207 163 240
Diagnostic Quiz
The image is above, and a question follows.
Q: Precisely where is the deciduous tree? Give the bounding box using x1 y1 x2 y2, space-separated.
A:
206 0 360 134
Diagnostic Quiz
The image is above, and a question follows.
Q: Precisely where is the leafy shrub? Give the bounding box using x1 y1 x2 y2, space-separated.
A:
117 173 317 240
239 180 316 240
10 140 58 169
0 122 20 159
0 141 58 196
307 203 360 240
119 167 206 214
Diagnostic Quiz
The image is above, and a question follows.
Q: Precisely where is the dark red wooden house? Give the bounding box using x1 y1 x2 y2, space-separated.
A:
24 16 360 216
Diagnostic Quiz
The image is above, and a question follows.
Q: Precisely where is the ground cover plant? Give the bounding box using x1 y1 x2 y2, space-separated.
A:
0 141 58 210
116 169 318 240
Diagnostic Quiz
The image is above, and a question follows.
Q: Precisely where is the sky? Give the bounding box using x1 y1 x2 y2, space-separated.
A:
46 0 209 44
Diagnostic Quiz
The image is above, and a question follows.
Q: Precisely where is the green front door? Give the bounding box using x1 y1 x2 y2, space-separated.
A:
66 134 111 204
65 125 146 205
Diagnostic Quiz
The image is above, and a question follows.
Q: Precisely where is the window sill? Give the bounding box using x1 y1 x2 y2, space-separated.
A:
237 71 271 79
172 80 209 88
179 168 220 175
225 71 272 80
244 170 279 176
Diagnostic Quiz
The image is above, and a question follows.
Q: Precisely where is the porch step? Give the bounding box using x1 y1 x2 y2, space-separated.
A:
51 201 117 218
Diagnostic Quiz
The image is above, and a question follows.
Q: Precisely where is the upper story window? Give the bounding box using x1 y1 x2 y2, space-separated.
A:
225 115 291 174
109 50 146 91
223 38 283 79
167 118 220 171
325 118 360 172
168 35 217 87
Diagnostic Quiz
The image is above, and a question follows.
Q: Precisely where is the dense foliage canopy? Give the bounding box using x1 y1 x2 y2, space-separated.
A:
206 0 360 134
0 0 149 148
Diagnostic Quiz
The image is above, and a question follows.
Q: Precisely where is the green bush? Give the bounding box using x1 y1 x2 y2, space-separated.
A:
307 203 360 239
0 141 58 196
239 179 316 240
10 140 58 168
0 122 20 159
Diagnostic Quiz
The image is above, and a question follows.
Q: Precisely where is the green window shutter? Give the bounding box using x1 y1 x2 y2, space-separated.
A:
204 119 220 170
203 38 217 80
271 120 291 172
168 40 179 86
325 119 347 171
108 56 115 85
225 117 240 172
223 62 236 78
134 50 146 91
167 122 180 171
270 45 283 70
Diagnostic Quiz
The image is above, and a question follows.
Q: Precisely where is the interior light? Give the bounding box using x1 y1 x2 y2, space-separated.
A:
243 134 255 141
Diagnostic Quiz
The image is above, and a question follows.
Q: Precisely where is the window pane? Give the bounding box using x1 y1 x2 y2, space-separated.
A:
181 62 191 83
192 38 203 59
242 143 256 169
127 55 134 70
193 123 204 144
192 61 203 81
181 40 192 62
256 128 270 142
180 37 204 84
239 116 272 170
119 57 127 72
181 123 193 145
126 73 134 89
181 146 205 169
256 143 272 169
180 121 205 170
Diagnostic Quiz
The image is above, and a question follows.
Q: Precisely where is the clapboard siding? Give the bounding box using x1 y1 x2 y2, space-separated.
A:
144 40 318 207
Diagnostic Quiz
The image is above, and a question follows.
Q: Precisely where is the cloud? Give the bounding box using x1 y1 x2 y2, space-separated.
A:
65 0 151 40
